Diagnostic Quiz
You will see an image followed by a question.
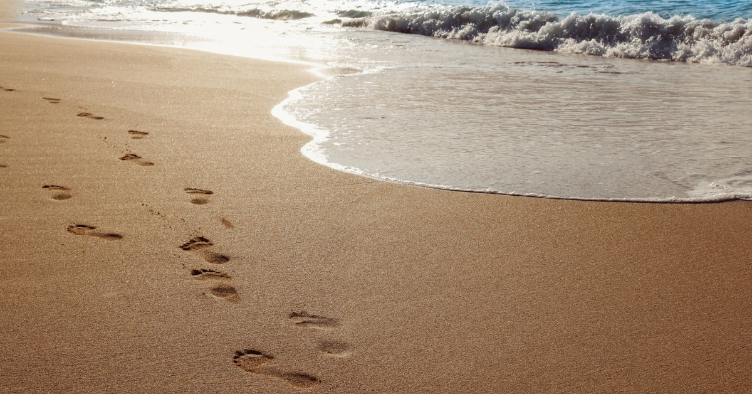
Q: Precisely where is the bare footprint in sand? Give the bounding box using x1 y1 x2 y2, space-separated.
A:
0 135 10 143
289 311 340 330
317 340 351 357
120 153 154 166
233 349 320 389
76 112 104 120
0 164 7 169
0 87 15 92
190 197 210 205
43 97 60 104
209 285 240 302
185 188 213 195
179 236 230 264
185 188 213 205
191 268 230 280
128 130 149 139
203 252 230 264
180 236 214 251
233 349 274 370
42 184 72 200
66 224 122 240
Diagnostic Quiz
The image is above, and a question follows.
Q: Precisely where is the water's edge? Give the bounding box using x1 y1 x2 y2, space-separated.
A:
271 82 750 204
11 21 751 204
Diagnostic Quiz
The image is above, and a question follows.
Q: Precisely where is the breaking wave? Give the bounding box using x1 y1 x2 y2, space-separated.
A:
336 9 373 19
155 6 314 20
342 4 752 66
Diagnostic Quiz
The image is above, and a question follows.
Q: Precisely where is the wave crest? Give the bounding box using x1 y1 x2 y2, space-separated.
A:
343 5 752 66
156 6 314 20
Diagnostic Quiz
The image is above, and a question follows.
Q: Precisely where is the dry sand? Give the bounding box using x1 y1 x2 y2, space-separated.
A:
1 6 751 393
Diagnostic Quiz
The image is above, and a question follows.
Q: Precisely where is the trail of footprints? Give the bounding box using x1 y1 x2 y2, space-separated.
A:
180 234 238 302
17 95 126 244
178 190 342 388
176 189 349 388
120 130 154 165
13 87 351 389
290 312 351 356
180 236 230 264
231 311 351 389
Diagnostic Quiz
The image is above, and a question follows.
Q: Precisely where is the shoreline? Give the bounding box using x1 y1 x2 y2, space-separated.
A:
2 8 752 394
12 11 752 203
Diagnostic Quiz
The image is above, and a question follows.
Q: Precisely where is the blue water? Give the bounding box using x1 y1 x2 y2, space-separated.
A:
501 0 750 22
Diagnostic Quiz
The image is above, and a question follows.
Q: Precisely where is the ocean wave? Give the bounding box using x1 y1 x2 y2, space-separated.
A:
155 6 314 20
342 5 752 66
336 9 372 19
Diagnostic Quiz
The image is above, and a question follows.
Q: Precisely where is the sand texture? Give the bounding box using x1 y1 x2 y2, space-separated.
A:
1 17 752 394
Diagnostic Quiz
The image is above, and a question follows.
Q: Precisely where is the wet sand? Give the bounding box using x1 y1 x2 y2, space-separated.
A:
1 6 751 393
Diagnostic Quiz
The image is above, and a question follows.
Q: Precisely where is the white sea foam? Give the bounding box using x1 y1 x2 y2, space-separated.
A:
155 5 315 20
342 5 752 66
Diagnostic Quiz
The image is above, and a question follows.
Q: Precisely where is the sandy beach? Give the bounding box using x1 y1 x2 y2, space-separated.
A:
1 2 751 392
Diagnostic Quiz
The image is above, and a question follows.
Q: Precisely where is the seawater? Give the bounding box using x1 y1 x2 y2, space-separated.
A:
18 0 752 201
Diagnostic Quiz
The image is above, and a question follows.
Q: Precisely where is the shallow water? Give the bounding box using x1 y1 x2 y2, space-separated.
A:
18 0 752 201
277 35 752 201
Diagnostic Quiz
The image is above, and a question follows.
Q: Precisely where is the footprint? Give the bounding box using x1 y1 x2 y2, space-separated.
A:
119 153 154 166
128 130 149 139
191 268 230 280
43 97 60 104
0 164 7 168
317 340 351 357
270 371 321 389
221 218 235 229
289 311 340 330
76 112 104 120
180 236 230 264
0 87 15 92
185 188 213 195
233 349 274 371
180 236 214 251
202 252 230 264
0 135 9 143
185 188 213 205
209 285 239 302
42 184 72 200
233 349 320 389
66 224 122 240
